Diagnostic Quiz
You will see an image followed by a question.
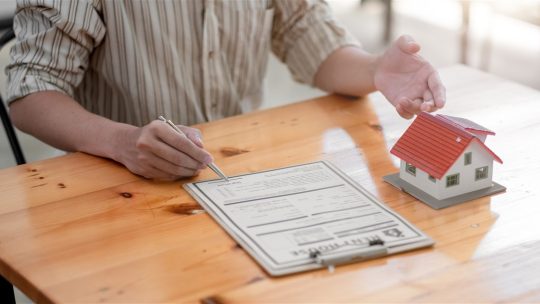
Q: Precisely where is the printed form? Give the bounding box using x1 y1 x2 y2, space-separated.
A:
184 161 433 275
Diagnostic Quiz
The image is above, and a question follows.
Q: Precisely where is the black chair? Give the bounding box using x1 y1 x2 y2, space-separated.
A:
1 27 26 166
0 275 15 304
0 17 21 304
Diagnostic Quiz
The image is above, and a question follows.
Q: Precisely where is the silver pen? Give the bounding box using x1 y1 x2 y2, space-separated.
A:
158 116 229 181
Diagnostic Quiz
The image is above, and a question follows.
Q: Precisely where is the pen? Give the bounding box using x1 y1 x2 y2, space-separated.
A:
158 116 229 181
309 238 387 273
312 244 387 267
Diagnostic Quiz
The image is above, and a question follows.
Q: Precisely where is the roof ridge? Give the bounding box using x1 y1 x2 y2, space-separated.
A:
437 114 496 135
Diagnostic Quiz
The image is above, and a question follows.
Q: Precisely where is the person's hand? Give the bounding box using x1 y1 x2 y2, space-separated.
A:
114 120 213 180
374 35 446 119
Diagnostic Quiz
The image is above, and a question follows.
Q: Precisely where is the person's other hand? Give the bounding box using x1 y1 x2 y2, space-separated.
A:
115 120 213 180
374 35 446 119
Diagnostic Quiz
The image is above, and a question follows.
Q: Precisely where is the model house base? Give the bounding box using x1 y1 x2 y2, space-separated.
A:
383 173 506 209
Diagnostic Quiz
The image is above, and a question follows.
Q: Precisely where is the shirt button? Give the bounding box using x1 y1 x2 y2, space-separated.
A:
208 51 215 59
211 103 217 109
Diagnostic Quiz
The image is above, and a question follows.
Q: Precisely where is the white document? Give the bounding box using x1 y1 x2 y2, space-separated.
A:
184 161 434 276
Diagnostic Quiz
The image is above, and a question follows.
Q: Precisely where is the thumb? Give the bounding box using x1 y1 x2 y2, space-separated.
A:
397 35 421 54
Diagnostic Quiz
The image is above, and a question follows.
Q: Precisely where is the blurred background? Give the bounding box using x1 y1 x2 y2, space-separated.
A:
0 0 539 302
265 0 540 104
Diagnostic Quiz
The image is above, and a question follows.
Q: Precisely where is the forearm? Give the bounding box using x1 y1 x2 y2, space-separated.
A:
314 46 379 97
9 91 135 161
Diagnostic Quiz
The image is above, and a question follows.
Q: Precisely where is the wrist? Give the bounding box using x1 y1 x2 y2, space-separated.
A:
371 53 383 91
108 123 138 163
340 46 379 95
76 118 137 163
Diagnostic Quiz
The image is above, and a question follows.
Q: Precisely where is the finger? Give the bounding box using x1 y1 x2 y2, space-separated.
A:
428 71 446 108
139 124 204 169
151 141 203 170
397 35 421 54
151 168 202 181
149 168 177 181
153 176 178 182
396 104 414 119
400 97 423 114
179 126 204 148
396 98 415 119
148 167 181 181
132 163 171 180
149 154 199 178
421 90 436 112
157 126 213 165
133 150 195 179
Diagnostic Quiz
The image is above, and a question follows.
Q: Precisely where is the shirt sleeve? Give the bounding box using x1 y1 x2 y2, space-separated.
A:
5 0 106 105
271 0 361 86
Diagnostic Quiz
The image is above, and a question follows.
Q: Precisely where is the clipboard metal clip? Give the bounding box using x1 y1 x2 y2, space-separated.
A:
309 239 388 273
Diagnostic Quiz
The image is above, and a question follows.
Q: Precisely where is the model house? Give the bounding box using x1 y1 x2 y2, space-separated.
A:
389 112 503 201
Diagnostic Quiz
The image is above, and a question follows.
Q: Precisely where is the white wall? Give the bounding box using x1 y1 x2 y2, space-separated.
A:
399 140 495 200
0 1 16 19
399 160 439 197
437 140 494 199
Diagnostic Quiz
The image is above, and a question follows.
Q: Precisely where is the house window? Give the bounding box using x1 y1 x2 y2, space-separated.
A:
446 173 460 187
406 163 416 176
464 152 472 165
428 175 436 183
475 166 489 180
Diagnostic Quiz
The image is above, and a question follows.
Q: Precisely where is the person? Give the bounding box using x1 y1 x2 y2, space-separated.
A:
5 0 445 180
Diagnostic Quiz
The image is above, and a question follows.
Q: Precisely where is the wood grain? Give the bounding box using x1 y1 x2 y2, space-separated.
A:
1 65 539 303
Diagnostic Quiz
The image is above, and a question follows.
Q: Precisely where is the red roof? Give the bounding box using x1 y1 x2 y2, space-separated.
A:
390 112 502 179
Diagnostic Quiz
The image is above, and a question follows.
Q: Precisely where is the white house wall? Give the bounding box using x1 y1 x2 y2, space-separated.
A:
399 140 495 200
399 160 439 197
436 140 494 199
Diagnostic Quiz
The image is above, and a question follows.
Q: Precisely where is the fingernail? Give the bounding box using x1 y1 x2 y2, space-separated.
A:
204 155 214 164
403 34 413 43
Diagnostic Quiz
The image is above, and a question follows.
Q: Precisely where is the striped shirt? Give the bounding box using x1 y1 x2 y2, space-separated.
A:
6 0 358 127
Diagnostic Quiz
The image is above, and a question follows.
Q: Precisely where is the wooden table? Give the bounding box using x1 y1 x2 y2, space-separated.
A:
1 65 540 303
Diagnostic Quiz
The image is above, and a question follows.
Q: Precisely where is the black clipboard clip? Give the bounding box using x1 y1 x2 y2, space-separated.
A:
309 238 388 273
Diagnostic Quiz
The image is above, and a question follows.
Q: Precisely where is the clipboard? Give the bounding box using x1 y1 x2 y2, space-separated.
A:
184 161 434 276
